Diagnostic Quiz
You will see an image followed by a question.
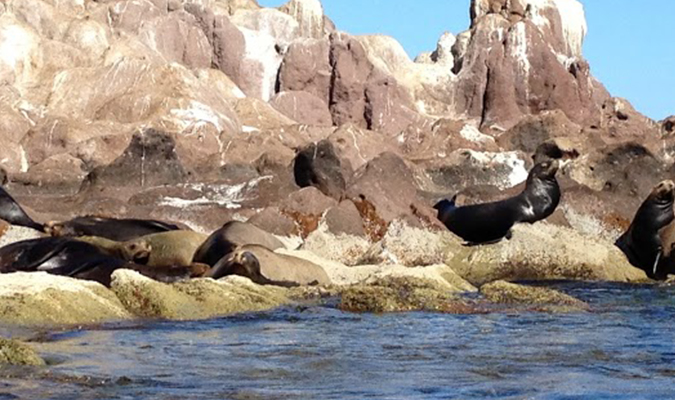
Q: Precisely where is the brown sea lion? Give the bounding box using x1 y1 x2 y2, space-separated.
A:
434 160 560 244
206 245 331 286
193 221 285 267
616 180 675 280
45 216 182 241
121 231 208 268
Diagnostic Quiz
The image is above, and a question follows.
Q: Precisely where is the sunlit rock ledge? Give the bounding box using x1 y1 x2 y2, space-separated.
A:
0 220 650 327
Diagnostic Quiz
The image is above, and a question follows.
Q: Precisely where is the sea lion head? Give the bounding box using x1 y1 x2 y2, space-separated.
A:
122 240 152 265
650 180 675 205
528 159 559 183
44 221 64 237
207 250 262 281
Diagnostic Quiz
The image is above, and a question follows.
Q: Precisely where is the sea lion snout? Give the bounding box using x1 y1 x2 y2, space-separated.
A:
124 241 152 264
653 180 675 201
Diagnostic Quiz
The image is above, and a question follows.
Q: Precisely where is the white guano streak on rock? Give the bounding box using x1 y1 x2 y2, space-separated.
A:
459 124 495 144
465 150 528 189
239 27 281 101
0 22 36 79
168 100 225 133
158 176 273 208
528 0 586 58
19 146 28 173
509 22 530 98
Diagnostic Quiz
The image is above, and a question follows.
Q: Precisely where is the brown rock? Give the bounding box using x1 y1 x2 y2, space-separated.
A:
278 0 325 39
247 206 297 237
269 91 333 126
234 97 295 131
323 200 366 237
346 152 419 223
185 5 246 89
293 139 349 200
108 0 166 34
281 186 337 215
85 128 190 189
278 38 331 104
328 32 372 128
497 110 583 154
662 115 675 136
138 12 212 69
327 124 398 171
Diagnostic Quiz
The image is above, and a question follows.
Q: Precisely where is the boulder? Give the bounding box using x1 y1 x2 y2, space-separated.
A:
85 128 190 190
357 219 461 267
322 200 366 237
480 280 589 313
0 272 132 326
346 152 421 223
497 110 584 154
278 37 332 104
278 0 326 39
110 269 290 320
269 90 333 126
137 12 212 69
293 139 349 200
0 338 45 366
184 5 246 88
447 223 648 286
338 276 474 313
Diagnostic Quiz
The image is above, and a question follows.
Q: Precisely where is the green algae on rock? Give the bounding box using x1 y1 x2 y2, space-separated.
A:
0 338 45 366
480 280 589 313
110 269 290 320
0 272 132 326
338 276 475 313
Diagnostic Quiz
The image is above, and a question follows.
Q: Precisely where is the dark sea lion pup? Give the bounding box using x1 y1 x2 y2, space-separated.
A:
615 180 675 280
0 186 43 231
434 159 560 245
44 216 182 241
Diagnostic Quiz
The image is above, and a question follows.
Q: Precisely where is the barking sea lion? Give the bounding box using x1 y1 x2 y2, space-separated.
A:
434 160 560 245
616 180 675 280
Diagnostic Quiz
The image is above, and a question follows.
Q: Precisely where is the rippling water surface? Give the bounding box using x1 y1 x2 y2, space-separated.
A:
2 282 675 399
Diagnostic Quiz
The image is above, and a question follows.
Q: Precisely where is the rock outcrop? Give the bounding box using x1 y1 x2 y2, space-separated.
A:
0 0 669 326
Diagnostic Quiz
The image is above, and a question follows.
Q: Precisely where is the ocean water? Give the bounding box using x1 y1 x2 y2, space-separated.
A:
1 282 675 399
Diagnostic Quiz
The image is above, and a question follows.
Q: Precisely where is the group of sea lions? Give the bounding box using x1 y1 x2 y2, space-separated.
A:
434 159 675 281
0 158 673 285
0 186 332 287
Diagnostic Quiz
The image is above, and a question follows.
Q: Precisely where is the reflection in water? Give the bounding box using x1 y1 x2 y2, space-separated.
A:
1 282 675 399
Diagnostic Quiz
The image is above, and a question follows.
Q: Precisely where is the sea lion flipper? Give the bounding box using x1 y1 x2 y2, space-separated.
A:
505 230 513 240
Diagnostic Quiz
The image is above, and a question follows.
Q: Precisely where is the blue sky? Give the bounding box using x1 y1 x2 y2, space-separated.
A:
259 0 674 121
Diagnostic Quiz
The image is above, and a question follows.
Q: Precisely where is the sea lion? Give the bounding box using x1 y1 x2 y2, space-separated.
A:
434 160 560 244
206 245 331 286
192 221 285 267
0 237 133 286
120 231 208 268
0 237 203 286
0 187 43 231
616 180 675 280
44 216 182 241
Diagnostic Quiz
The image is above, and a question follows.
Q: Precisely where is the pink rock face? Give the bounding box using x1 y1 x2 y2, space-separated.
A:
346 152 420 223
0 0 665 245
269 91 332 126
278 38 332 104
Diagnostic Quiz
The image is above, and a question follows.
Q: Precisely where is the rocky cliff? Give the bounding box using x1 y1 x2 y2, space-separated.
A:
0 0 672 239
